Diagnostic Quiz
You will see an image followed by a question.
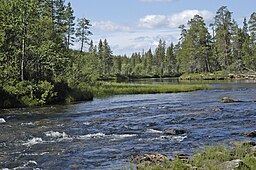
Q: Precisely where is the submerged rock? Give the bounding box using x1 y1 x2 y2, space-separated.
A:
221 97 240 103
129 154 169 166
0 118 6 123
241 130 256 138
219 159 250 170
164 129 186 135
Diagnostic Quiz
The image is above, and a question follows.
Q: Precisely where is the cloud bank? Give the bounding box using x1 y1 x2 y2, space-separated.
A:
139 10 213 29
84 9 214 55
92 21 131 32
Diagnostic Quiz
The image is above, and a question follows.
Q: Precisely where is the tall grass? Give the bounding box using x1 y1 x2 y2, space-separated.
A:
93 82 208 97
135 144 256 170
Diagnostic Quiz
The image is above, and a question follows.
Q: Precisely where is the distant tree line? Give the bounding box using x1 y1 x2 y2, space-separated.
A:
87 6 256 79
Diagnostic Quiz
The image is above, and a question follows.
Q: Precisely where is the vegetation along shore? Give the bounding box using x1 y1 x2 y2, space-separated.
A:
1 1 256 109
130 141 256 170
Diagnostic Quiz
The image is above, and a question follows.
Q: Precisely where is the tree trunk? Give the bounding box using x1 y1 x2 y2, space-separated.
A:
21 10 27 81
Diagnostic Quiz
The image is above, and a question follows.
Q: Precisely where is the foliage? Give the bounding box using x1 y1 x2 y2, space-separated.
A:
0 0 94 108
0 81 54 107
1 2 256 108
135 144 256 170
180 71 228 80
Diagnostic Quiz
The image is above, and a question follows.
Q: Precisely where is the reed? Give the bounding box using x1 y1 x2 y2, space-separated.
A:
93 82 209 97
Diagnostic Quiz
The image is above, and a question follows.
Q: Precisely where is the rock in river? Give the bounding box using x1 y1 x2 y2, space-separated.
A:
241 130 256 137
164 129 186 135
221 97 239 103
0 118 6 123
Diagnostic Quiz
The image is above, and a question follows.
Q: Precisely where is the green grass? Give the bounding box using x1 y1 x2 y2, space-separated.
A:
135 143 256 170
180 71 228 80
92 82 209 97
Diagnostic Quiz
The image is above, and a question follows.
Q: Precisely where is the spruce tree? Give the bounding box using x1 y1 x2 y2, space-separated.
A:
75 17 92 52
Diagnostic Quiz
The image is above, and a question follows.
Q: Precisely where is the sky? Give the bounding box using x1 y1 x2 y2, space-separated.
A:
67 0 255 56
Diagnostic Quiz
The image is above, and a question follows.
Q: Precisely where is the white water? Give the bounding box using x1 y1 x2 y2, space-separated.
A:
22 138 44 147
1 82 256 170
44 131 68 138
0 118 6 123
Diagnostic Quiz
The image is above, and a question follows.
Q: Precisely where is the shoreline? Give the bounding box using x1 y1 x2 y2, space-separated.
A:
180 72 256 81
0 82 208 109
131 140 256 170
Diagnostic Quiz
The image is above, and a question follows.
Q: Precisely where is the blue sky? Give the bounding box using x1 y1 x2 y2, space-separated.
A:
67 0 255 55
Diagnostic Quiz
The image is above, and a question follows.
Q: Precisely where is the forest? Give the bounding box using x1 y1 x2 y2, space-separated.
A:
0 0 256 108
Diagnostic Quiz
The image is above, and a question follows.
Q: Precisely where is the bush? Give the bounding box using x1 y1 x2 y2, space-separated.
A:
1 80 56 107
0 88 22 108
35 81 56 105
68 83 94 103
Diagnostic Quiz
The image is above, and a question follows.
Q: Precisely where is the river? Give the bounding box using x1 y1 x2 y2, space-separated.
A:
0 80 256 169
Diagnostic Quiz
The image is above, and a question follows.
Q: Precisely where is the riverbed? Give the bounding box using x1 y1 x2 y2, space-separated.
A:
0 81 256 169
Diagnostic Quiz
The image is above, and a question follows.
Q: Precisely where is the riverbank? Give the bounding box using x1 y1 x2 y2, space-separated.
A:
92 82 209 97
180 71 256 81
132 141 256 170
0 82 208 109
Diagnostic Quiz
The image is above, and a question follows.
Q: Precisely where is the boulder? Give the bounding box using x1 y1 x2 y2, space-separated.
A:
219 159 250 170
129 154 169 166
221 97 239 103
241 130 256 138
164 129 186 135
0 118 6 123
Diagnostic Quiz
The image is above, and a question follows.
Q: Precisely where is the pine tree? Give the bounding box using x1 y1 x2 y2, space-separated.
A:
214 6 233 69
75 17 92 52
145 49 153 75
102 39 113 75
230 20 244 72
88 40 94 53
178 15 211 73
155 39 166 77
65 2 75 49
165 43 176 75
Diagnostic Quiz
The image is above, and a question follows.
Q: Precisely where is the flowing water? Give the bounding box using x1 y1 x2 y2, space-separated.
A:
0 81 256 169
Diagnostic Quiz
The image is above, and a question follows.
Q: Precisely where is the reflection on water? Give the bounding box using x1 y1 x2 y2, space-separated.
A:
0 81 256 169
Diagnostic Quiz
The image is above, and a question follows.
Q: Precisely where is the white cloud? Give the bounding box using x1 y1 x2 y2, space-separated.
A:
139 15 167 28
139 9 214 29
91 30 180 56
141 0 174 2
92 21 131 32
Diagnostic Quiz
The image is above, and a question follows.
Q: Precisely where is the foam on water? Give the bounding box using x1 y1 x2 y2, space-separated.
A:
159 135 188 142
77 133 137 140
111 134 137 141
2 161 39 170
146 129 163 133
44 131 68 138
0 118 6 123
77 133 106 139
23 138 43 147
82 122 91 125
21 122 35 126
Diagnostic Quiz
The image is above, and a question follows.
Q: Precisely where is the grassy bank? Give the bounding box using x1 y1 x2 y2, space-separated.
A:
180 71 256 80
0 81 93 109
135 142 256 170
92 82 209 97
180 71 229 80
0 81 208 109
